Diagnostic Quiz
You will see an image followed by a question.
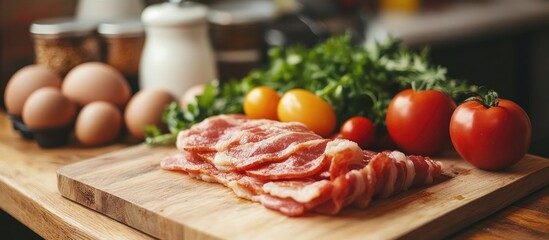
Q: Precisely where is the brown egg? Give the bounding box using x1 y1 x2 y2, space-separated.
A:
4 64 62 116
22 87 76 129
125 89 175 140
75 101 122 146
62 62 131 108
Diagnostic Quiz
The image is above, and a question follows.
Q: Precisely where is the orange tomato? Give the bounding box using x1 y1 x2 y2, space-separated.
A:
243 86 280 120
277 89 336 137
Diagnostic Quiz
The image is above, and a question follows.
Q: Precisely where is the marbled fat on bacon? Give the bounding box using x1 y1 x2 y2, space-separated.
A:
245 139 330 180
177 115 326 172
161 115 443 217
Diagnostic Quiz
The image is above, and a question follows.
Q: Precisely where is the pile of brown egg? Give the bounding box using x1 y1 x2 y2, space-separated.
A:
4 62 175 148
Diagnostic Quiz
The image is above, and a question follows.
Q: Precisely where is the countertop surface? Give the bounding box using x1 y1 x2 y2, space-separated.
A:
0 111 548 239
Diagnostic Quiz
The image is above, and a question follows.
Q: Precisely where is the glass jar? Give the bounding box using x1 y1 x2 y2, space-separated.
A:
98 20 144 94
30 18 100 77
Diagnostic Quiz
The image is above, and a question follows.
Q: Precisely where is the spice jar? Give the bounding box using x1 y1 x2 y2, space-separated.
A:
209 0 277 82
98 20 144 94
30 18 100 77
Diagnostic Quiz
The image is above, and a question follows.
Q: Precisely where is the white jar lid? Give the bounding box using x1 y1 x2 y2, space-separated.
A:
98 19 144 36
30 17 98 36
141 2 208 27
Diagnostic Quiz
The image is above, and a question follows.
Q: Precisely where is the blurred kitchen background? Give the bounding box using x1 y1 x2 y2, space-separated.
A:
1 0 548 238
1 0 549 153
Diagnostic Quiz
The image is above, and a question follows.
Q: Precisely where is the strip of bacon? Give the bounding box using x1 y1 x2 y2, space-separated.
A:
260 152 442 216
177 115 326 172
161 147 442 217
245 139 330 180
160 152 241 185
161 115 443 217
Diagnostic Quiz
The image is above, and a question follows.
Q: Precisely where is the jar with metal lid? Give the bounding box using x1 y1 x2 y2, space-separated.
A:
209 0 277 82
98 20 144 94
30 18 100 77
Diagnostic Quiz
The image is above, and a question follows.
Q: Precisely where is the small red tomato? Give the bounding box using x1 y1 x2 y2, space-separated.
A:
386 89 456 155
340 116 376 148
450 94 531 171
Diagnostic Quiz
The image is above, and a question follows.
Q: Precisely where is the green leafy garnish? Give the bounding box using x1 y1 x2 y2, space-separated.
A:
145 34 475 145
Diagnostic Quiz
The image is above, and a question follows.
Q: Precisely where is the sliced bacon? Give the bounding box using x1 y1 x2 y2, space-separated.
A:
325 139 363 180
258 195 307 217
176 115 248 152
245 140 330 180
160 153 241 185
161 115 443 217
214 137 325 171
311 152 442 214
348 168 376 208
177 115 325 173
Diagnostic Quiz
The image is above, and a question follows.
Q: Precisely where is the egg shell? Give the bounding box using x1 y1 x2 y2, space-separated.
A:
22 87 76 129
75 101 122 146
4 64 62 116
62 62 131 108
125 89 175 140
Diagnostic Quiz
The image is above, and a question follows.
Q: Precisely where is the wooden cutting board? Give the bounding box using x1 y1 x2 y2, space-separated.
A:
57 144 549 240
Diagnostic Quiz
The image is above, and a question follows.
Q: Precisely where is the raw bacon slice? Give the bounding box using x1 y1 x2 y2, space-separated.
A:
245 139 330 180
257 152 442 216
324 139 363 180
161 115 443 217
176 114 248 152
161 148 441 217
161 152 241 185
177 115 325 172
213 136 326 171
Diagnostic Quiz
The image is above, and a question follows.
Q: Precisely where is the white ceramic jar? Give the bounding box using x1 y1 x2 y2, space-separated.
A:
140 1 217 98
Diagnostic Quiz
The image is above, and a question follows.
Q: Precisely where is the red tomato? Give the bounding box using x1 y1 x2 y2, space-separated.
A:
386 89 456 155
340 116 376 148
450 98 531 171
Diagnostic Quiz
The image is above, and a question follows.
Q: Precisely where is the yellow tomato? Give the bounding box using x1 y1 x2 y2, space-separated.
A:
243 86 280 120
277 89 336 137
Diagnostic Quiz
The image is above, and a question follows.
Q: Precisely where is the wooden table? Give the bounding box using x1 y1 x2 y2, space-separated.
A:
0 111 547 239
